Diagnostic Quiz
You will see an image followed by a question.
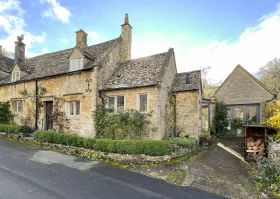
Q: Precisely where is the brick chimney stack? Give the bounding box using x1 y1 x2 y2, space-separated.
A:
120 13 132 62
76 29 88 48
14 34 25 63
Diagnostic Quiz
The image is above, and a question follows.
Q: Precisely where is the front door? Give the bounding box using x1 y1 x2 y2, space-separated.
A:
45 101 53 130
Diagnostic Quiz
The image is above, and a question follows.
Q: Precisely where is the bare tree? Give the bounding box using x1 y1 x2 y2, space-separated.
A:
259 58 280 96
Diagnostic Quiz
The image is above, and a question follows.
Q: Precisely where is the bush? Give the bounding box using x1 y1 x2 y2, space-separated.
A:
34 131 172 156
214 101 229 134
272 132 280 141
167 137 198 149
93 105 149 140
0 101 11 124
0 124 22 134
19 125 33 134
199 133 211 141
253 158 280 194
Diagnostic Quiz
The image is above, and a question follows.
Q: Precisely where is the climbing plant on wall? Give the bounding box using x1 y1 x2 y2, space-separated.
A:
0 101 11 124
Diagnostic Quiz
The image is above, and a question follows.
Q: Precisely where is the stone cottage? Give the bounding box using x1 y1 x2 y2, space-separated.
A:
0 14 202 139
214 64 275 128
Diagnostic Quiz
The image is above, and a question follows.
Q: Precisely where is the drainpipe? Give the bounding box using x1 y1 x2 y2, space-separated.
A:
35 80 38 130
173 92 177 137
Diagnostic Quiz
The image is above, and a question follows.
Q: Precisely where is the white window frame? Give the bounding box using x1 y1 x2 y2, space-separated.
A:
106 95 125 113
11 71 20 82
69 57 83 72
12 100 22 113
137 92 149 113
68 101 81 116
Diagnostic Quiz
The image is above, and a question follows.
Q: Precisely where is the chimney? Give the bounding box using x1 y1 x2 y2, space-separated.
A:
14 34 25 63
120 13 132 62
76 29 88 48
186 73 191 84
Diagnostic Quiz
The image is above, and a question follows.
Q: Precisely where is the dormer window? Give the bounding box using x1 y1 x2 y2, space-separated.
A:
11 71 20 82
69 57 83 71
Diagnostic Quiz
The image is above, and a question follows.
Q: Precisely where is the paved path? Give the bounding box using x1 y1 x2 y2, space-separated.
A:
0 139 224 199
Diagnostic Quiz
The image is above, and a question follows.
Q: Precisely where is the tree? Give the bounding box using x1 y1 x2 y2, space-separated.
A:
214 101 229 134
0 101 11 124
259 58 280 96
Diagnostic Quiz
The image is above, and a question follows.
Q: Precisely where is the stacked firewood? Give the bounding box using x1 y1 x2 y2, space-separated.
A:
246 137 265 159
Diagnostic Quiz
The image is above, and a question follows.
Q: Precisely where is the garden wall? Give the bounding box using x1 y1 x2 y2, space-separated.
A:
268 140 280 166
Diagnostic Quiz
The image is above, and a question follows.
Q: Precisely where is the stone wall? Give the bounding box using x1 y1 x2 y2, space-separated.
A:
215 66 274 105
103 86 158 139
268 140 280 166
0 70 96 137
175 91 200 138
154 51 177 139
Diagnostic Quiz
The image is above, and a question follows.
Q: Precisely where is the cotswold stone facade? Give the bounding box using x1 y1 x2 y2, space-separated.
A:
214 65 274 126
0 14 203 139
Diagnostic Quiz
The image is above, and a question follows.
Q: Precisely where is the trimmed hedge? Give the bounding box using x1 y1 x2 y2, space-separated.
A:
34 131 172 156
167 137 198 149
0 124 32 134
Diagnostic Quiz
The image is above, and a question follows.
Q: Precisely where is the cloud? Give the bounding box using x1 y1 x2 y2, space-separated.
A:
88 31 100 44
0 0 47 58
60 38 68 44
132 5 280 84
40 0 71 23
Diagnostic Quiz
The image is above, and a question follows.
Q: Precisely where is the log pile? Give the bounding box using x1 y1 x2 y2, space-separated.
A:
246 137 265 159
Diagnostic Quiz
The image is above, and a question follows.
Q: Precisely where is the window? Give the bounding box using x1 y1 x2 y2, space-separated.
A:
69 101 80 116
11 72 20 82
12 100 22 113
138 93 148 113
69 57 83 71
107 96 125 113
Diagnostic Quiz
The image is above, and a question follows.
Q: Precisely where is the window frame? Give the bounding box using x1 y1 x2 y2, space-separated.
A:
68 101 81 116
106 95 125 113
137 92 149 113
11 71 20 82
12 100 22 113
69 57 83 72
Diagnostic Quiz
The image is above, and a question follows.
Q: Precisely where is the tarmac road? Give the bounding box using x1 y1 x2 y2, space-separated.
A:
0 138 226 199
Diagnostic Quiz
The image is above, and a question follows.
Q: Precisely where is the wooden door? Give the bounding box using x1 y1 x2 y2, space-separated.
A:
45 101 53 130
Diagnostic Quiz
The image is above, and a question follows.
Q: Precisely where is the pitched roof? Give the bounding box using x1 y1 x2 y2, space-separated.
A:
172 70 201 92
102 49 172 90
213 64 274 96
0 38 119 85
0 55 14 73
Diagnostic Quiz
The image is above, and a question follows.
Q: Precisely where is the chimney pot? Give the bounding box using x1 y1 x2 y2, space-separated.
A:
76 29 88 48
124 13 129 24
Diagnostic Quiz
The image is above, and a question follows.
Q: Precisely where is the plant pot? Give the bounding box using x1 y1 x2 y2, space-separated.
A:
237 128 242 135
200 140 209 147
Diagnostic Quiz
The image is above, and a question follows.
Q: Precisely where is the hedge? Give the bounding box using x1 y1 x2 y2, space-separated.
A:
167 137 198 149
34 131 172 156
0 124 32 134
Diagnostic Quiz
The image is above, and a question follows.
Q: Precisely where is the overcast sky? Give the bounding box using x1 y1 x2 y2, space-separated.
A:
1 0 280 83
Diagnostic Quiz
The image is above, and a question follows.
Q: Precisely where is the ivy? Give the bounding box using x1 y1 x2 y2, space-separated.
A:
93 105 149 140
0 101 11 124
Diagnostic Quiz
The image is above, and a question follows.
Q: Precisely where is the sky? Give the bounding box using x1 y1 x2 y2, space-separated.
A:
1 0 280 83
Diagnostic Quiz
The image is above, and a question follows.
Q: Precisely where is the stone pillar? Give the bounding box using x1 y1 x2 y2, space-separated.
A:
76 29 88 48
120 14 132 62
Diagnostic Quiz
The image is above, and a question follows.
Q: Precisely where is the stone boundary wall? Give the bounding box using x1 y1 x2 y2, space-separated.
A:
0 133 195 164
268 139 280 166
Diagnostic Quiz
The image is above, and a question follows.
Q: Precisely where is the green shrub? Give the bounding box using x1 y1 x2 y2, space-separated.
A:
199 133 211 141
272 131 280 141
0 124 22 134
252 158 280 194
167 137 198 149
0 101 11 124
34 131 172 156
214 101 229 134
19 125 33 134
93 105 149 140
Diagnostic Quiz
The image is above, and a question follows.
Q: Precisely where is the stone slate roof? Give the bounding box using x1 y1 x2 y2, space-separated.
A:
0 55 14 73
102 50 171 90
172 70 201 92
0 38 119 85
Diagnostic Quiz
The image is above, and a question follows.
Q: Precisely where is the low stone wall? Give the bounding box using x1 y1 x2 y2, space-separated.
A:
268 139 280 166
0 133 195 164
